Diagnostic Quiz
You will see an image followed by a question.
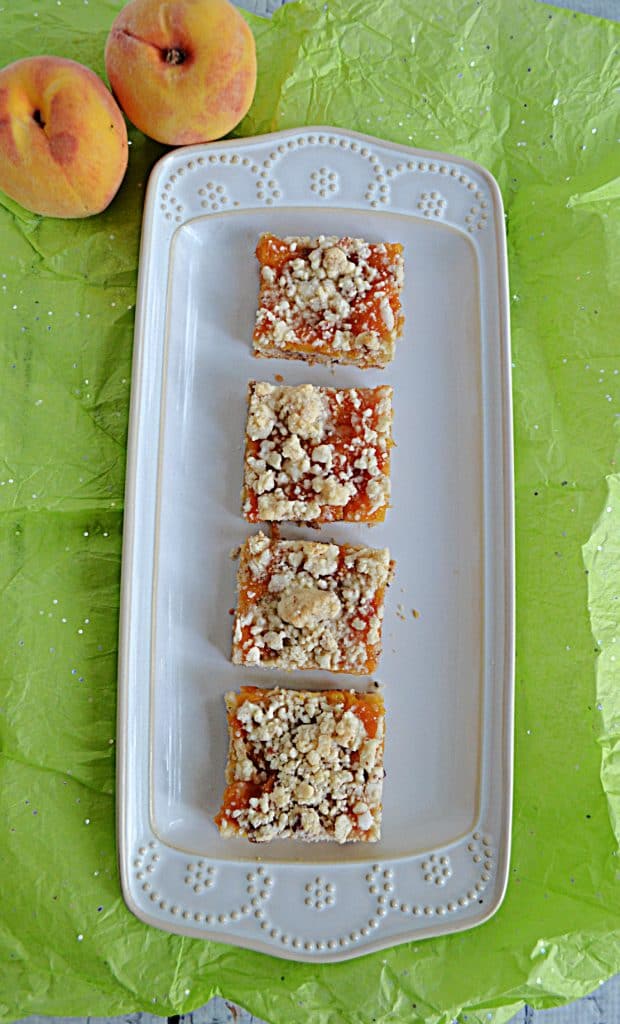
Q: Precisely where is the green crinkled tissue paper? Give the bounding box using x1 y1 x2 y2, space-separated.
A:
0 1 619 1022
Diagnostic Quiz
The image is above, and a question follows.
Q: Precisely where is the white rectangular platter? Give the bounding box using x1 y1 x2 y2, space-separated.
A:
118 127 514 962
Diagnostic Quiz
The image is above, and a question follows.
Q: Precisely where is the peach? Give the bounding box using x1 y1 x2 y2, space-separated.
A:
0 56 128 219
105 0 256 146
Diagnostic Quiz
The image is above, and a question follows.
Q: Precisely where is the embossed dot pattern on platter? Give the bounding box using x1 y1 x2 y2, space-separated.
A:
158 131 490 228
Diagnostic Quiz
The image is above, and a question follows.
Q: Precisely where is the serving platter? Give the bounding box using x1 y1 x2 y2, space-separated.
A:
117 127 514 961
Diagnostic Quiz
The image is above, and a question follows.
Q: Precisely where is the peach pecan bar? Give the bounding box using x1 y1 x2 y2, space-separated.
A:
232 533 393 674
214 686 385 843
253 233 404 369
242 382 393 524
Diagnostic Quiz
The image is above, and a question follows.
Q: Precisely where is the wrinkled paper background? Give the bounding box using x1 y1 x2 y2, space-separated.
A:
0 1 619 1022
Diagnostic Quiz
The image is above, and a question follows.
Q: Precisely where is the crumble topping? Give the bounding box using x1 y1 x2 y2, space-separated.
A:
243 382 393 524
253 234 405 369
215 687 385 843
232 533 393 673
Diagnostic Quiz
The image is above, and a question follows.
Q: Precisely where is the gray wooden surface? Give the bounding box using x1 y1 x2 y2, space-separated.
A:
235 0 620 18
10 0 619 1023
12 972 620 1024
534 0 619 16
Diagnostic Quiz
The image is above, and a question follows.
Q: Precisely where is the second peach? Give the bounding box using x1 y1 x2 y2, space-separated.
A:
105 0 257 146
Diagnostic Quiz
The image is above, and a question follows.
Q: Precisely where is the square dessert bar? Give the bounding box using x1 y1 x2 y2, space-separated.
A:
242 381 393 524
253 233 404 369
232 533 393 674
214 686 385 843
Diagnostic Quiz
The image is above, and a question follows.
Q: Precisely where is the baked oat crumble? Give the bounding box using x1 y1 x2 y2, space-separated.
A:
214 686 385 843
232 532 393 674
243 381 393 524
253 234 404 369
